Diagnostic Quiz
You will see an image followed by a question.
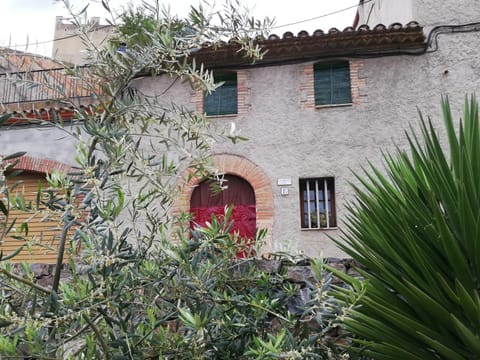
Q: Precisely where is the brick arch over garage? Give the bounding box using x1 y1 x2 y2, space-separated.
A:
5 155 73 174
176 154 274 253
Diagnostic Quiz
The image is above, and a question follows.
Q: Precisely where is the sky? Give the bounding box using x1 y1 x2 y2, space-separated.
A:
0 0 359 57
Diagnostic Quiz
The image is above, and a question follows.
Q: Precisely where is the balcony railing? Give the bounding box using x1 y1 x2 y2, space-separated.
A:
0 66 100 105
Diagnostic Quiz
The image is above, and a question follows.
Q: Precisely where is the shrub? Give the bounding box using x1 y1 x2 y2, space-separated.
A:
333 96 480 359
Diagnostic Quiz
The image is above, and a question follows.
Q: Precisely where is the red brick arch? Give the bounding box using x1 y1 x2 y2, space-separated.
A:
3 155 73 174
175 154 274 253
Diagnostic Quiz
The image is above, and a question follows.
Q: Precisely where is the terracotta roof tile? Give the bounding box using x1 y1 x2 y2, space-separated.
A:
1 104 94 126
193 22 426 68
0 47 63 73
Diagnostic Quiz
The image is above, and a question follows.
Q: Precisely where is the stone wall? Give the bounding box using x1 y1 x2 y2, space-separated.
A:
11 257 361 293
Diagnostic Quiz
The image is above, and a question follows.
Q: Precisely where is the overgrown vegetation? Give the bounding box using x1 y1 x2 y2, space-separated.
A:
333 96 480 359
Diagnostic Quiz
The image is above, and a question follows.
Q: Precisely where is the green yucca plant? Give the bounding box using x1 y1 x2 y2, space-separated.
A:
333 96 480 359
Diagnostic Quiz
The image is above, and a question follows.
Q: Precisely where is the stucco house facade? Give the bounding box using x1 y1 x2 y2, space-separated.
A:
141 0 480 257
1 0 480 261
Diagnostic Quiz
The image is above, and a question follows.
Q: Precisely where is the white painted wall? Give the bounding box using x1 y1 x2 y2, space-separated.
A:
1 124 79 166
357 0 480 28
357 0 414 27
413 0 480 28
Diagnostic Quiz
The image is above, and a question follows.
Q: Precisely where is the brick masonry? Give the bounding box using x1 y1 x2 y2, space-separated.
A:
4 155 73 174
192 69 251 115
350 60 367 105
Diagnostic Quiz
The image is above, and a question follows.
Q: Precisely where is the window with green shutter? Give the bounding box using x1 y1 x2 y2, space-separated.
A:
314 62 352 106
204 73 238 116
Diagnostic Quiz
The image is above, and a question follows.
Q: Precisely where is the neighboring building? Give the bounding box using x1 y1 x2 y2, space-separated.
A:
52 16 112 65
2 0 480 261
0 47 62 73
0 47 63 107
0 49 96 263
354 0 414 28
0 47 97 111
0 160 73 263
355 0 480 29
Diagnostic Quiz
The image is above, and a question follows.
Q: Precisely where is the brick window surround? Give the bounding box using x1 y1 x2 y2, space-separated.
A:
204 73 238 116
174 153 274 253
301 60 366 109
192 70 251 116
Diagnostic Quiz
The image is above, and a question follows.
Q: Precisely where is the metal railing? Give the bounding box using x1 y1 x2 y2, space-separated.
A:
0 66 100 104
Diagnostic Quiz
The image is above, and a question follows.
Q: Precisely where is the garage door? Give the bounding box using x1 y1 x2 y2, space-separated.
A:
1 172 62 263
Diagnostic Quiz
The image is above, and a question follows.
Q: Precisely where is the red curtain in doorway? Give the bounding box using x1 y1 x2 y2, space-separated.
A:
190 175 256 258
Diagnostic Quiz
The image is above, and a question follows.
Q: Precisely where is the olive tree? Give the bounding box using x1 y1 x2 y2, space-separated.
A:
0 0 364 357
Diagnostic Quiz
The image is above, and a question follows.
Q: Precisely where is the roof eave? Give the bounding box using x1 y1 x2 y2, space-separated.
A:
192 22 426 69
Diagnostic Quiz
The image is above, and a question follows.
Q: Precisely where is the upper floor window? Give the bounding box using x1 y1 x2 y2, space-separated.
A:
204 72 237 116
300 177 336 229
314 62 352 106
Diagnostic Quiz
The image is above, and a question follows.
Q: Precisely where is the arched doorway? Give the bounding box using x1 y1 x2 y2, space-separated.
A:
174 154 274 254
190 174 256 257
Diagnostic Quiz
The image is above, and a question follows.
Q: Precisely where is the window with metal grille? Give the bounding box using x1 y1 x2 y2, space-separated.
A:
204 73 237 116
300 177 336 229
314 62 352 106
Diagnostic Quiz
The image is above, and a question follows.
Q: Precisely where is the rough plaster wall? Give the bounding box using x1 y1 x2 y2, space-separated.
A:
211 64 365 257
132 75 194 111
1 125 79 166
414 0 480 27
210 31 479 257
129 30 480 257
358 0 480 28
357 0 479 28
120 75 208 240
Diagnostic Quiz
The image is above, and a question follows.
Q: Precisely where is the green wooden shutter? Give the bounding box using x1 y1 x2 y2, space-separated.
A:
204 73 238 116
331 63 351 104
314 63 351 106
314 64 333 105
